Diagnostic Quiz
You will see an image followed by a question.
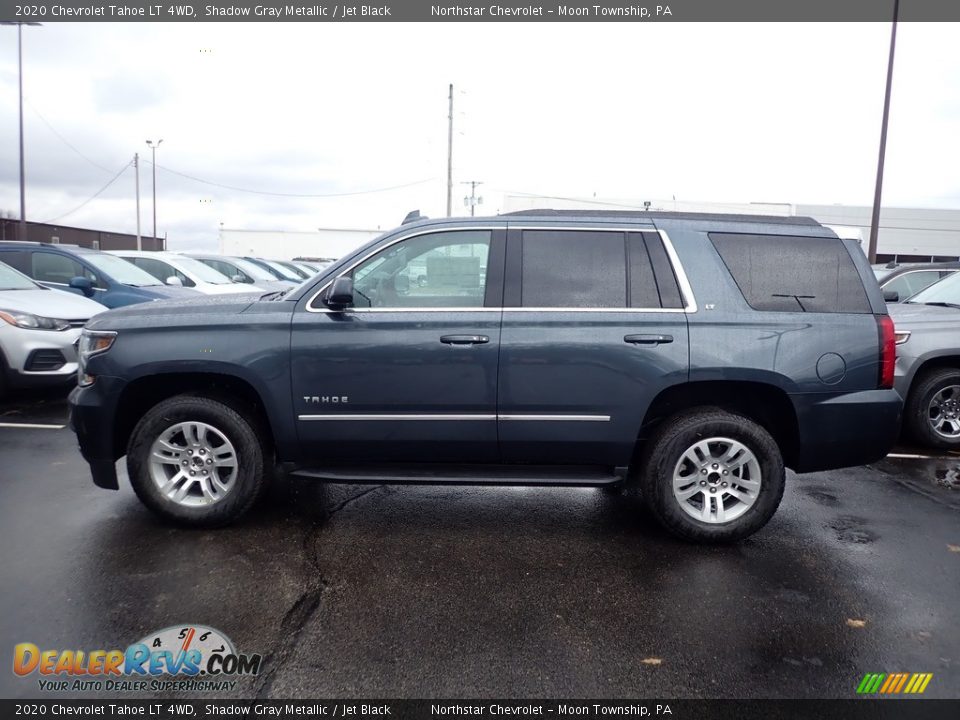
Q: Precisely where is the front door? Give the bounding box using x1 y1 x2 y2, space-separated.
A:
290 227 505 464
497 225 691 468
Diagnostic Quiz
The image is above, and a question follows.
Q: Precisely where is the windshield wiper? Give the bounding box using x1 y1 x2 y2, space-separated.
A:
259 289 289 300
772 293 816 312
921 301 960 310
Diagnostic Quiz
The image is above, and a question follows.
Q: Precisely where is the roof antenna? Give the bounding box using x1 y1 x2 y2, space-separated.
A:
402 210 426 225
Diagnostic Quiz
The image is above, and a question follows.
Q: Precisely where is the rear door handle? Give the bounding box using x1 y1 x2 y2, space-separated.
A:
441 335 490 345
624 334 674 345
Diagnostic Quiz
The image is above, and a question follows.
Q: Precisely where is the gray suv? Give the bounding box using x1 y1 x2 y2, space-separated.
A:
888 272 960 449
69 211 902 542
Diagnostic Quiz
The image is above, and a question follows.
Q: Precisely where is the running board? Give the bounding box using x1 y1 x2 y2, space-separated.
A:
286 463 628 487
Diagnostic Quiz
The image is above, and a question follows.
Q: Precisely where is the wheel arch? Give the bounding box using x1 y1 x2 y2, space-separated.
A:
638 380 800 469
113 371 277 461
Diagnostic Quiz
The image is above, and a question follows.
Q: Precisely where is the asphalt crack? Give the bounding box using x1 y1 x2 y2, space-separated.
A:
252 484 386 699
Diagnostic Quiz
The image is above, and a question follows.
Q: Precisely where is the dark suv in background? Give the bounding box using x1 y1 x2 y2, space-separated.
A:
69 211 901 542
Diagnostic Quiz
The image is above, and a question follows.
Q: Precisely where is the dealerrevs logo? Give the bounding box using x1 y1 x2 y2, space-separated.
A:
13 625 261 692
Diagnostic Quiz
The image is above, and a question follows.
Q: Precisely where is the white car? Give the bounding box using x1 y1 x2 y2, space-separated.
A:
0 260 106 396
110 251 266 295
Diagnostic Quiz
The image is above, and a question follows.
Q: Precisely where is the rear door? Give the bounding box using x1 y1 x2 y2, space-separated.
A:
497 225 691 468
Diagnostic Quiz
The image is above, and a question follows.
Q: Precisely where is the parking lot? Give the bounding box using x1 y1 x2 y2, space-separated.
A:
1 388 959 700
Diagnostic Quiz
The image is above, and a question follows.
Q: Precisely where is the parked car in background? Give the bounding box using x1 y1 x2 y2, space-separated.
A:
291 260 328 275
70 211 901 542
111 251 265 295
184 254 295 293
888 271 960 449
872 261 960 303
271 260 312 280
0 242 199 308
242 257 304 283
0 260 105 397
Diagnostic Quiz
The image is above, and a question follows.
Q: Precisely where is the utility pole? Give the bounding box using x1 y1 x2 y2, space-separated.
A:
146 139 163 245
134 153 142 251
446 83 453 217
1 21 42 241
462 180 483 217
868 0 900 263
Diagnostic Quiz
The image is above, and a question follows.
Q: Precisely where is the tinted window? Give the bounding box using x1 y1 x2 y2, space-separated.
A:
32 252 86 285
709 233 871 313
626 233 660 308
637 232 684 309
521 230 626 308
350 230 491 309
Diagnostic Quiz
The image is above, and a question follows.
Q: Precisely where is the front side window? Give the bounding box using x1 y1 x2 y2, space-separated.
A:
32 253 84 285
348 230 491 309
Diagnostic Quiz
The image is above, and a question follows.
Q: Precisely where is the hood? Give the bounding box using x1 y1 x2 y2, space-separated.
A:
0 287 107 320
196 283 266 295
86 293 259 331
888 302 960 327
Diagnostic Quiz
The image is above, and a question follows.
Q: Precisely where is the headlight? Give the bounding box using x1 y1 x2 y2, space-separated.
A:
0 308 70 331
77 330 117 387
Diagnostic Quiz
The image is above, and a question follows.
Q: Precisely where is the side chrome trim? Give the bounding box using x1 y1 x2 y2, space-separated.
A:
298 414 497 421
498 414 611 422
297 413 611 422
304 224 696 314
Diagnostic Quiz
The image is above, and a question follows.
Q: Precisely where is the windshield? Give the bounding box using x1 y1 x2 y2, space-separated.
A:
0 261 40 290
227 257 280 282
173 256 234 284
261 259 302 281
906 271 960 305
83 253 163 287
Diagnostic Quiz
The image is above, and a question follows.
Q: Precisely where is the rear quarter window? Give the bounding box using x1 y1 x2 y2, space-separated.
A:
709 233 871 314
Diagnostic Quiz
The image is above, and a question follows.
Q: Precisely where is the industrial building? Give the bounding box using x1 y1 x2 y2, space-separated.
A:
0 219 164 251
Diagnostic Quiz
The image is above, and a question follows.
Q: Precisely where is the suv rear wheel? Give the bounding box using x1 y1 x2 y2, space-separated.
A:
905 368 960 450
639 408 785 542
126 395 268 527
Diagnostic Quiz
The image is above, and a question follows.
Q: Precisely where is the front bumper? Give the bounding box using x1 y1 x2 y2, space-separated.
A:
68 376 127 490
0 324 83 387
790 389 902 473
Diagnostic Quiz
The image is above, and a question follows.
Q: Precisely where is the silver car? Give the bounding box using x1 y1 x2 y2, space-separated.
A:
0 261 106 397
888 272 960 449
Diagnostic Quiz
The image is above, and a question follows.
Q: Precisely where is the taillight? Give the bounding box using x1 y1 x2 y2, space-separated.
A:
878 315 896 389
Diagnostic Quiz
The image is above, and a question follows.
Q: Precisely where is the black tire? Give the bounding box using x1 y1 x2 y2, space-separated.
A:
126 395 268 527
904 368 960 450
639 408 785 543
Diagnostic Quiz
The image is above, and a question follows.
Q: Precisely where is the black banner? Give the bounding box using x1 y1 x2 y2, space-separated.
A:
1 0 960 23
3 700 960 720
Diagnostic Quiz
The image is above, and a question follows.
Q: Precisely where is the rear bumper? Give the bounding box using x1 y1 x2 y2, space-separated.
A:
790 389 902 473
68 376 126 490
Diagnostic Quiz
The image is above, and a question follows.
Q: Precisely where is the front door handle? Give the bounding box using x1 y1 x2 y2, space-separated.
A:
441 335 490 345
624 334 674 345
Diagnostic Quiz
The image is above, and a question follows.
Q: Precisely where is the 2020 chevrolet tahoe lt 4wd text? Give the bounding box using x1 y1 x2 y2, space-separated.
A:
68 211 902 542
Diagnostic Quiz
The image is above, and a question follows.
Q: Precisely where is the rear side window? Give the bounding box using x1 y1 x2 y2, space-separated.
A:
521 230 626 308
709 233 871 313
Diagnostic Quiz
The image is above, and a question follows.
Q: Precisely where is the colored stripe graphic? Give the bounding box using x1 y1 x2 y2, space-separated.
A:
857 672 932 694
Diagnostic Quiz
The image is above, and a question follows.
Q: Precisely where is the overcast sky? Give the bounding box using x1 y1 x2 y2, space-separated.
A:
1 22 958 251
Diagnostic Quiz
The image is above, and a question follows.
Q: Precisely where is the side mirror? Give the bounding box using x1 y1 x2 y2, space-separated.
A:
325 276 354 309
165 276 184 287
69 276 95 298
231 274 248 284
883 289 899 302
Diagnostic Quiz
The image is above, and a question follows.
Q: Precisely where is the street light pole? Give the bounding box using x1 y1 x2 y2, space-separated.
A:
146 139 163 245
134 153 142 251
1 21 41 241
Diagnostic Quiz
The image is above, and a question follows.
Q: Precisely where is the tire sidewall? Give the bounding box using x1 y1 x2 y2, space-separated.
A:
645 414 785 542
910 370 960 450
127 396 265 527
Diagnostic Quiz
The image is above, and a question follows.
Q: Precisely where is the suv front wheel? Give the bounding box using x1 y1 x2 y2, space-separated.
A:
126 395 268 527
639 408 786 542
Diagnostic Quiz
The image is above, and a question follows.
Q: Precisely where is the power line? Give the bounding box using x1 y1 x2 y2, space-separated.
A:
42 160 131 224
151 162 438 198
27 101 118 175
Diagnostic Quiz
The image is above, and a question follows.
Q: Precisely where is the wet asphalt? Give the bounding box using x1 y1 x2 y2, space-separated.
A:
1 389 959 700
